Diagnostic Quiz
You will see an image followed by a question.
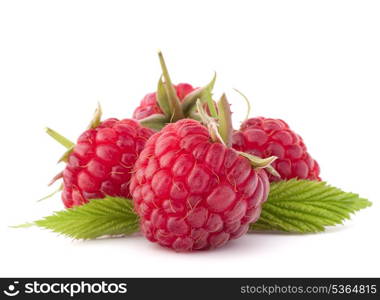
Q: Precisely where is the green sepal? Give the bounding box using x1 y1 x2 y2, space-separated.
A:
157 51 184 122
238 151 280 177
87 103 102 129
154 53 217 123
195 93 233 147
216 94 233 147
156 76 171 117
45 128 74 149
139 113 169 131
181 73 217 116
196 100 223 144
45 127 74 163
57 146 74 163
233 88 252 122
48 171 63 186
187 110 202 122
37 183 63 202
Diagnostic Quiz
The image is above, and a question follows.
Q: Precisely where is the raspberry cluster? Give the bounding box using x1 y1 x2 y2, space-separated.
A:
45 52 321 251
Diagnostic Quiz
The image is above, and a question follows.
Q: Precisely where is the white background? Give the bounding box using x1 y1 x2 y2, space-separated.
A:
0 0 379 277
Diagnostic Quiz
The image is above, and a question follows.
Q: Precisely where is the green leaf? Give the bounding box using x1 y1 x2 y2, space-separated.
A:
250 180 372 233
16 181 372 240
20 196 140 239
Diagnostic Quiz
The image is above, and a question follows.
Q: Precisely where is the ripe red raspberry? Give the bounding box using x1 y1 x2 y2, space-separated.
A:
133 83 196 120
232 117 320 181
130 119 270 251
61 118 154 208
132 52 217 132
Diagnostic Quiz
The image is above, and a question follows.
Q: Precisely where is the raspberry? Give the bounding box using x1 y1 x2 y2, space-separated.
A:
132 52 217 132
61 118 154 208
232 117 320 181
133 83 196 120
130 119 270 251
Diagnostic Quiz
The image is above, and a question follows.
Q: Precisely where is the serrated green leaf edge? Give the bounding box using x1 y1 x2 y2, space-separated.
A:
17 196 140 239
16 180 372 239
250 179 372 233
